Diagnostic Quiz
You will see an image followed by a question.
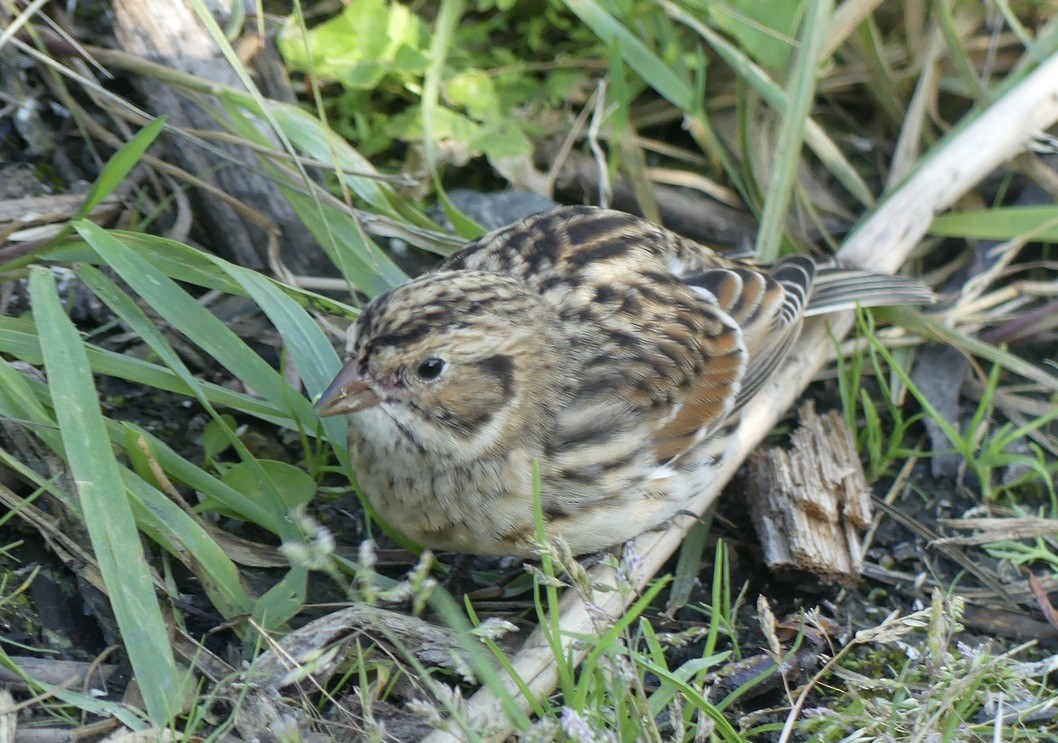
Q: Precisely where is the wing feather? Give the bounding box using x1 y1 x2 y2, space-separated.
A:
443 207 927 469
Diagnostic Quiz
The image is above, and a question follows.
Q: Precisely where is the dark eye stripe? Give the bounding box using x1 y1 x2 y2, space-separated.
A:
371 322 432 350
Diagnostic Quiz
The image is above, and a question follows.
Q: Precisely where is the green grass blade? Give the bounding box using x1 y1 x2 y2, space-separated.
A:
73 264 294 533
564 0 693 110
76 117 166 219
635 654 744 742
754 0 834 262
47 232 359 317
929 205 1058 241
72 263 294 535
74 222 318 434
223 92 404 220
0 354 255 618
881 306 1058 392
29 267 185 725
119 424 283 534
0 384 254 619
74 234 350 466
279 186 408 296
431 588 532 733
664 2 873 208
211 93 414 293
0 316 297 429
421 0 486 240
0 645 147 729
205 259 350 469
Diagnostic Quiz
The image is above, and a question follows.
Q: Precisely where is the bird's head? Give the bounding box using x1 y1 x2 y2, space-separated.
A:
315 270 565 459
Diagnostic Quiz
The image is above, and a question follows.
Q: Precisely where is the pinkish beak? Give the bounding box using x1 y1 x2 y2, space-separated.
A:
314 361 381 417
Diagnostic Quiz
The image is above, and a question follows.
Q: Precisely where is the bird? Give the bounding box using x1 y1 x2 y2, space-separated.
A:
314 206 934 557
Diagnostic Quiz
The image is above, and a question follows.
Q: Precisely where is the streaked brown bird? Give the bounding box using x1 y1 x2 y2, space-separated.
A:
316 206 933 556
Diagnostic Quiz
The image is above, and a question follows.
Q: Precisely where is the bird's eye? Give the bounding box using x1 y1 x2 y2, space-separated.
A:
415 358 445 381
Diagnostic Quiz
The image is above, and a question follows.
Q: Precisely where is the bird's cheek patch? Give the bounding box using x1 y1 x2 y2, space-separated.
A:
427 364 512 435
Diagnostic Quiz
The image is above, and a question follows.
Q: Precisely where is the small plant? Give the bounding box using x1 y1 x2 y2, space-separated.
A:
835 310 927 481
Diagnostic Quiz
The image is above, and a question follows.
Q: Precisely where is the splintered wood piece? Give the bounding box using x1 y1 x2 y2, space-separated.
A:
747 402 870 586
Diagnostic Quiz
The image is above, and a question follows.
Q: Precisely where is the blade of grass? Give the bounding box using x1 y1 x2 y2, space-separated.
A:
880 306 1058 393
220 90 435 228
754 0 834 262
929 205 1058 241
46 232 359 317
71 234 317 631
848 16 906 128
572 576 671 709
29 267 185 725
214 94 413 293
661 0 873 209
120 424 283 534
75 117 166 219
71 262 301 541
202 257 351 470
635 655 744 742
0 316 297 428
0 645 147 730
0 358 255 617
75 222 318 434
279 186 408 297
430 589 533 735
935 0 986 102
563 0 693 110
72 229 352 454
421 0 485 239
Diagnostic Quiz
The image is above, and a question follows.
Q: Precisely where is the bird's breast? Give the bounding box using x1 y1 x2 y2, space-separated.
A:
348 413 542 554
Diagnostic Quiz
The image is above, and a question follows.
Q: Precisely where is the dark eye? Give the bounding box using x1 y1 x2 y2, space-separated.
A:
415 358 445 381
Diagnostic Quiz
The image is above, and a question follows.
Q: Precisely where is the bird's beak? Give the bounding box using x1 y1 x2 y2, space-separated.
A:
315 361 381 417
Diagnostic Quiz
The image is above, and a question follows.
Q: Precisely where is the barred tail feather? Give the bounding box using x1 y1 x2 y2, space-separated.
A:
806 267 936 316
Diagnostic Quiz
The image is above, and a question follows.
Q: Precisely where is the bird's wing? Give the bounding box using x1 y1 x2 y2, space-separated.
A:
446 206 927 468
446 207 752 464
681 256 815 416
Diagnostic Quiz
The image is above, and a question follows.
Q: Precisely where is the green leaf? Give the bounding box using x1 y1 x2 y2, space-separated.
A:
279 186 408 297
0 315 297 430
202 415 238 462
446 69 501 121
754 0 834 261
251 565 308 635
117 440 256 620
29 267 185 725
203 258 351 469
278 0 429 87
123 425 284 535
668 3 873 207
222 460 317 511
47 232 359 317
420 0 487 241
0 645 147 729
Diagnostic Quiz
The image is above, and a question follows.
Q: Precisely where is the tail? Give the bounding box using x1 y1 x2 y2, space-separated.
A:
805 266 936 316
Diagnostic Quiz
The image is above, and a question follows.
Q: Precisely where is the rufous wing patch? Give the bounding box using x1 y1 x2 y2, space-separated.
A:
652 306 746 462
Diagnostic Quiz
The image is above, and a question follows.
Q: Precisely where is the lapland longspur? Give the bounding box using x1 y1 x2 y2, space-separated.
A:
315 206 933 556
